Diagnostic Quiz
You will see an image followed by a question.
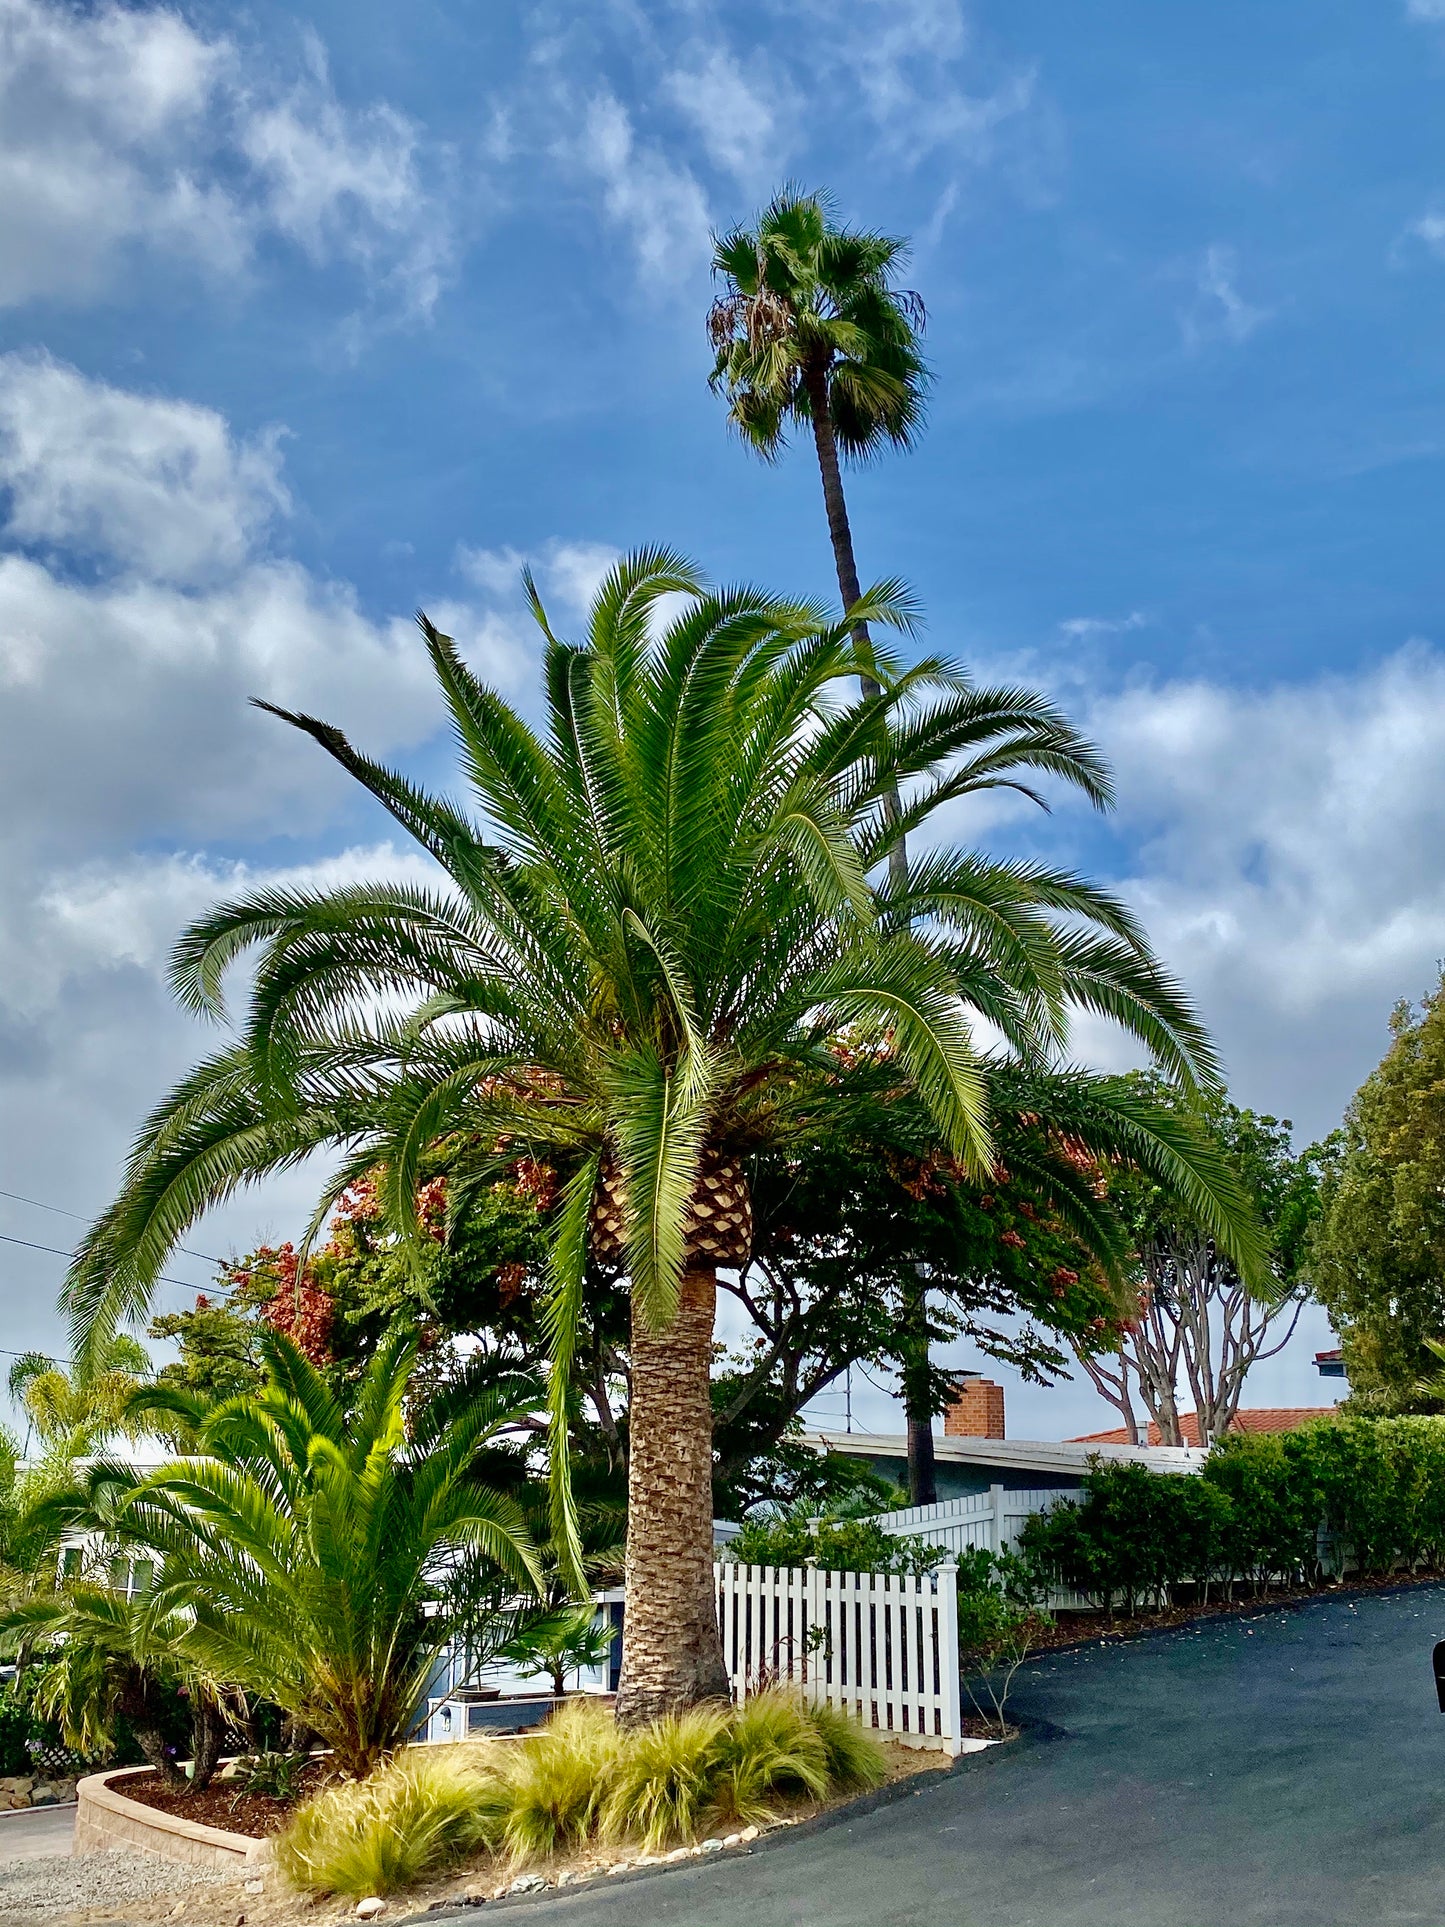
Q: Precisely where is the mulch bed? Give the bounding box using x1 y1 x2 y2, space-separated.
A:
110 1761 332 1836
1030 1564 1445 1654
957 1715 1017 1741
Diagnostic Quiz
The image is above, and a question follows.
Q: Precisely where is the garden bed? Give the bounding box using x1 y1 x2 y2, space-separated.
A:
109 1761 332 1836
1030 1564 1445 1652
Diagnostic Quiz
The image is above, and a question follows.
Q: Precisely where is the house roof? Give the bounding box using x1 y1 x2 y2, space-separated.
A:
1071 1408 1339 1447
805 1429 1206 1478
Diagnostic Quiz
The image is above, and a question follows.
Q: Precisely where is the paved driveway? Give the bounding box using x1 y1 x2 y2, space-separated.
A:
493 1586 1445 1927
0 1805 73 1861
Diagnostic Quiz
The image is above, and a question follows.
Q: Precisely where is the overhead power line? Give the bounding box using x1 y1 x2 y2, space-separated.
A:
0 1231 238 1299
0 1187 226 1266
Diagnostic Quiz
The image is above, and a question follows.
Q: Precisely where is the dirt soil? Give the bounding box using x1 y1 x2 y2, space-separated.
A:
108 1762 332 1838
67 1741 967 1927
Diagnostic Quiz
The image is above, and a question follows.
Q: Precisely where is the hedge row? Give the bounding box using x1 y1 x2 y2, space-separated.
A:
1020 1417 1445 1615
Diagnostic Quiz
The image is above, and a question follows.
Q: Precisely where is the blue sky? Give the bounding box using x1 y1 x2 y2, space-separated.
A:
4 0 1445 1440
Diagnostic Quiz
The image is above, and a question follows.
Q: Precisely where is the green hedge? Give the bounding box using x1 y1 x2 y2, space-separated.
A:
1019 1416 1445 1614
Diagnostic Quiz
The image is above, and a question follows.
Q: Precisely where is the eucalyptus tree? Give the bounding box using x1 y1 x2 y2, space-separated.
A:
63 549 1261 1720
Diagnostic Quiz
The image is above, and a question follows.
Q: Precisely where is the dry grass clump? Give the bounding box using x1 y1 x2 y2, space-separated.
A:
276 1745 502 1898
277 1692 886 1897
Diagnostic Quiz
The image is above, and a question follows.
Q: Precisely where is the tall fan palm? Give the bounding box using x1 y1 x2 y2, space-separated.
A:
709 189 938 1492
63 550 1259 1721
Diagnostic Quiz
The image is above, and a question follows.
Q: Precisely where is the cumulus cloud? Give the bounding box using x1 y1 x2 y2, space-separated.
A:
0 0 448 314
1086 644 1445 1134
0 350 289 584
456 537 619 617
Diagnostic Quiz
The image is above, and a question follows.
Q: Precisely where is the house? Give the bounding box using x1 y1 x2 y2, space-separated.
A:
1071 1408 1340 1447
805 1377 1205 1503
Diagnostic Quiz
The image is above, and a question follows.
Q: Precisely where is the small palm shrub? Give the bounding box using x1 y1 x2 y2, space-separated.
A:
599 1704 732 1851
277 1747 501 1898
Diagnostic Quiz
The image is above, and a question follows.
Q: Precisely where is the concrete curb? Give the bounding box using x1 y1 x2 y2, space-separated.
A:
74 1767 274 1871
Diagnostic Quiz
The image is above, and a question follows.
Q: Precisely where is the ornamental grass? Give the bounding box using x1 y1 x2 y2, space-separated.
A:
277 1692 885 1897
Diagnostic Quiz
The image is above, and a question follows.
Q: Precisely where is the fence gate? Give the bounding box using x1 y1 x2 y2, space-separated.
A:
715 1560 962 1756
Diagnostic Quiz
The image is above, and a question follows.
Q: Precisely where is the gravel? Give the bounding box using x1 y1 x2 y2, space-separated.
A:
0 1849 225 1923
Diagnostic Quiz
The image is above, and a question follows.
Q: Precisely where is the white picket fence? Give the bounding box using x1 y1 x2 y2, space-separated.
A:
715 1560 963 1756
870 1487 1094 1612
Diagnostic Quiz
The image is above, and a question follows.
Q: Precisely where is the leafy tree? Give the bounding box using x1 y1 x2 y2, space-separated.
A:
54 1329 540 1778
1067 1072 1325 1444
1311 980 1445 1411
498 1603 617 1699
64 551 1259 1721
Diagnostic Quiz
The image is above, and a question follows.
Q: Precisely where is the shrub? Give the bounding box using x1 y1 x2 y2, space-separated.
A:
277 1747 500 1897
804 1698 889 1793
1020 1463 1231 1614
713 1692 830 1827
730 1511 943 1576
956 1590 1051 1735
496 1699 624 1862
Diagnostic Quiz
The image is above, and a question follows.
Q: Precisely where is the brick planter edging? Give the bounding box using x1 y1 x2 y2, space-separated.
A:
75 1766 275 1870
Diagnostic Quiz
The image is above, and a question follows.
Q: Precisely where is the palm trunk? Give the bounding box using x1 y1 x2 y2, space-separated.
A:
899 1272 938 1506
615 1266 729 1725
806 360 937 1489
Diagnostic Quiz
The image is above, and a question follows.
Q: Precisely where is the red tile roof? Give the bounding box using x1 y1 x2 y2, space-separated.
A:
1070 1408 1338 1447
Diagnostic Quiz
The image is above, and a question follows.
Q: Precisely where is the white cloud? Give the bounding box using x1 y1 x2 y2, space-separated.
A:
1182 244 1269 348
1058 611 1149 641
810 0 1035 166
568 91 712 287
1086 645 1445 1134
663 48 790 187
457 537 620 619
0 0 447 314
0 350 288 585
1407 1 1445 20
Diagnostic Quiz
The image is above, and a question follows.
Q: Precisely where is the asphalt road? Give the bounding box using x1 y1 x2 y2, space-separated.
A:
0 1804 73 1861
485 1586 1445 1927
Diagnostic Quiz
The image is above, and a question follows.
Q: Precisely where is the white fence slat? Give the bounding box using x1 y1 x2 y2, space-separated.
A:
715 1559 961 1756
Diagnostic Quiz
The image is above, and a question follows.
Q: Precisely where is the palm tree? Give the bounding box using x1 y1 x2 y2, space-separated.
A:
55 1329 541 1778
62 550 1261 1721
8 1335 150 1461
710 191 941 1492
6 1584 228 1789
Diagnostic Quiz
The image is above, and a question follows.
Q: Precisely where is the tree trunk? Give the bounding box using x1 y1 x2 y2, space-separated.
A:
188 1696 224 1793
615 1267 729 1726
899 1274 937 1506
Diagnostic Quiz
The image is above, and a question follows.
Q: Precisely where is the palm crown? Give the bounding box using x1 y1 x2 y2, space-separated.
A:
708 188 927 461
64 545 1257 1716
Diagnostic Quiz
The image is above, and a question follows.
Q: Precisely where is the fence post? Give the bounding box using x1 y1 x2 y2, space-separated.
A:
988 1484 1005 1553
936 1561 961 1756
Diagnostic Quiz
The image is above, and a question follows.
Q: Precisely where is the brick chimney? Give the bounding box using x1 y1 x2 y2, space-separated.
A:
943 1377 1005 1439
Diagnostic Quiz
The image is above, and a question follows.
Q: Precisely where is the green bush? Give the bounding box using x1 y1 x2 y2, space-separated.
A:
731 1510 943 1576
277 1693 886 1896
1019 1417 1445 1614
277 1747 499 1898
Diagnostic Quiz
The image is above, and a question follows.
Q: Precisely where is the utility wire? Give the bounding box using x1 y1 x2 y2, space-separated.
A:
0 1187 226 1266
0 1231 238 1299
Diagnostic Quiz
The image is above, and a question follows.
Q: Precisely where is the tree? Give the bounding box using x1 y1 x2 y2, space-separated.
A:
1311 979 1445 1411
8 1335 151 1463
64 551 1259 1721
709 188 940 1490
65 1329 540 1778
1068 1073 1324 1444
6 1586 226 1790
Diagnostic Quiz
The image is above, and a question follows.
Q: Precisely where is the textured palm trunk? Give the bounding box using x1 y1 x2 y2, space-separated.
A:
615 1265 730 1726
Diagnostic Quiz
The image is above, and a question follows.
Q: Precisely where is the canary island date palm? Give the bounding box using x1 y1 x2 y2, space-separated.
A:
63 548 1261 1722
